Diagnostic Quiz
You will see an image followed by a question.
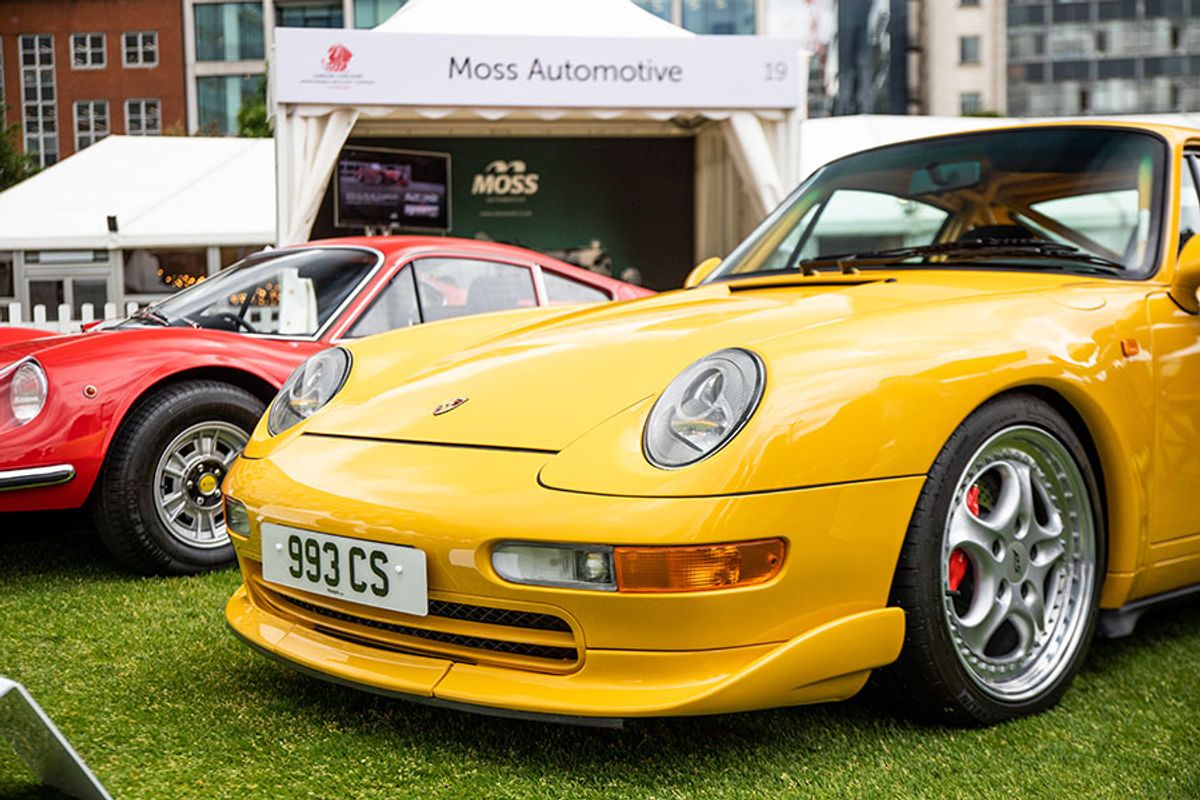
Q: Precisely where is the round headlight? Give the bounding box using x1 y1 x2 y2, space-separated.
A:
643 348 764 469
10 360 48 425
268 348 352 435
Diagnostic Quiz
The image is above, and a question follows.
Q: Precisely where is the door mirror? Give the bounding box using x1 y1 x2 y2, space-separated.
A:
684 257 722 289
1170 235 1200 313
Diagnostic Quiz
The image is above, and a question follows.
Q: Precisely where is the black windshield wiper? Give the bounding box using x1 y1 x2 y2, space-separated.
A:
128 308 171 326
794 240 1127 277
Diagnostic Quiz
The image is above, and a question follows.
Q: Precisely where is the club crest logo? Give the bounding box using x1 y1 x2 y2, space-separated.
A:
433 397 469 416
323 44 353 73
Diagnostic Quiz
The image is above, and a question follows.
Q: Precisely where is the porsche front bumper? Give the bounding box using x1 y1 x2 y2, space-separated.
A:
224 433 922 720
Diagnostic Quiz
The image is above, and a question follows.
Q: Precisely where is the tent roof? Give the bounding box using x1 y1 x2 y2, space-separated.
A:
0 136 274 251
375 0 689 37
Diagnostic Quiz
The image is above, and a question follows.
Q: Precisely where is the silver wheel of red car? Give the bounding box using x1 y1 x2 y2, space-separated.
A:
152 421 248 549
940 425 1097 702
93 380 265 575
883 393 1104 725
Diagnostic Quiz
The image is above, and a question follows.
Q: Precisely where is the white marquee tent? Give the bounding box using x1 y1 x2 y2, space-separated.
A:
271 0 808 261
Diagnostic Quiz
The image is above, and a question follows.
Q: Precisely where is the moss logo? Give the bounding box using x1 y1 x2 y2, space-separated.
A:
323 44 353 72
472 160 540 196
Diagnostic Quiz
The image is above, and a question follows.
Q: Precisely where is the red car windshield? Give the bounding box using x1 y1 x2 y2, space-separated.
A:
121 248 378 336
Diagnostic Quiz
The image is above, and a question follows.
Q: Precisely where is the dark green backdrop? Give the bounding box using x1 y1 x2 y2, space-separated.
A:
313 137 695 291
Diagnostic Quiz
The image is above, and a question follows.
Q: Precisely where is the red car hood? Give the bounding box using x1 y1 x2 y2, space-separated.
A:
0 326 54 348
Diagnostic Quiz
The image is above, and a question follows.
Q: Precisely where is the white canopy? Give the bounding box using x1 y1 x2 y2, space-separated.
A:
272 0 807 251
0 136 274 250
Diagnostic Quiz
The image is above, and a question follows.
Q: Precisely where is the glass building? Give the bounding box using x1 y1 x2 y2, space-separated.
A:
1008 0 1200 114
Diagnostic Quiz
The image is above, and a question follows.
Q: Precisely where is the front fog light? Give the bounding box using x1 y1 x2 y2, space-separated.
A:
492 542 615 591
224 496 250 537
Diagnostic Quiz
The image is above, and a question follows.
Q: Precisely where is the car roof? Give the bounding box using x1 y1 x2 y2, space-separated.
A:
289 235 649 294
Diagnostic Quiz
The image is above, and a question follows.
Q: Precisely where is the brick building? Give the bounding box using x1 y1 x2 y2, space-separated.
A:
0 0 185 166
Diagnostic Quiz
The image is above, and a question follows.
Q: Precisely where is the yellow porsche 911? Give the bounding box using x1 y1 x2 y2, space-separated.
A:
223 122 1200 727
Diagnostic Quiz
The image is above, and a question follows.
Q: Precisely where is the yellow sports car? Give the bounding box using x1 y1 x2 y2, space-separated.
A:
224 121 1200 726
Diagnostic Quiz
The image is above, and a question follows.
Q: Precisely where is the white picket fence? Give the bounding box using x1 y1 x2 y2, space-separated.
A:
1 302 141 334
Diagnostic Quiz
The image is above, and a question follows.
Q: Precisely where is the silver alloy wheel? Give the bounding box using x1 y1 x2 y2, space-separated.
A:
940 425 1096 702
152 421 247 549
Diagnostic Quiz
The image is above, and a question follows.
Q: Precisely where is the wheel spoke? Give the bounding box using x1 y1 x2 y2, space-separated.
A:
162 492 188 521
959 587 1012 653
1013 463 1037 538
948 512 1005 586
977 462 1022 536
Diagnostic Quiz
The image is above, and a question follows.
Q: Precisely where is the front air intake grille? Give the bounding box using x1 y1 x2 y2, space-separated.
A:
427 599 571 632
282 596 578 663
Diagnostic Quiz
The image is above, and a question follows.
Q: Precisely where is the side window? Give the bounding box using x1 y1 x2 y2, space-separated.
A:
541 270 609 304
413 258 536 322
1181 155 1200 251
346 265 420 338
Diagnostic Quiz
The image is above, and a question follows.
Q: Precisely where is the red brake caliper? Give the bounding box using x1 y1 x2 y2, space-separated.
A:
949 485 980 593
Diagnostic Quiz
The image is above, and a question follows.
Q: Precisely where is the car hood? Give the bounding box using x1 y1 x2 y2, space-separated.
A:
311 270 1096 452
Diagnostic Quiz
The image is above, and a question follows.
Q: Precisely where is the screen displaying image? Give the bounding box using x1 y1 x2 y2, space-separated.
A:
335 147 451 231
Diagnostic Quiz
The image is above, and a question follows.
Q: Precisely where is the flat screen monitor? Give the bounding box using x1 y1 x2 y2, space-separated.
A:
334 146 451 231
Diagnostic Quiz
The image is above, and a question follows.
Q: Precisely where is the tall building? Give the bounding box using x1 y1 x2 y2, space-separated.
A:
913 0 1008 115
182 0 405 134
1008 0 1200 115
0 0 186 166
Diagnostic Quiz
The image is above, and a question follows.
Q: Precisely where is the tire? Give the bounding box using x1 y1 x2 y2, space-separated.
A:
93 380 265 576
881 393 1105 725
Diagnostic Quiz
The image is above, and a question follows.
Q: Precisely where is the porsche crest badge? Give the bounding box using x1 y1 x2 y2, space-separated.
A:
433 397 469 416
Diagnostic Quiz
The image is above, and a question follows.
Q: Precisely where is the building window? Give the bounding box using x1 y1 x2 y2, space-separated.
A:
960 0 980 6
960 36 981 65
353 0 406 28
0 253 13 298
960 92 983 114
682 0 756 35
195 3 265 61
634 0 672 19
20 35 58 167
74 100 109 150
71 33 106 69
125 99 161 135
276 2 344 28
123 31 158 67
124 248 209 294
197 74 260 134
1095 30 1107 53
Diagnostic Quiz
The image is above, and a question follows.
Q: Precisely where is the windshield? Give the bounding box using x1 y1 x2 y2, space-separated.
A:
710 127 1166 281
117 247 378 336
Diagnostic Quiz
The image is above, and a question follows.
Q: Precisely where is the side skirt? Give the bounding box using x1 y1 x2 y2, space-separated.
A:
1097 583 1200 638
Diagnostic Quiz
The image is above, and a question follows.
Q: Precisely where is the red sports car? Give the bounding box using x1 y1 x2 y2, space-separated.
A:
0 237 651 574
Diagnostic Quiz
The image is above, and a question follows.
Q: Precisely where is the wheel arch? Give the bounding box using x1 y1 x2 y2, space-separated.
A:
87 365 279 502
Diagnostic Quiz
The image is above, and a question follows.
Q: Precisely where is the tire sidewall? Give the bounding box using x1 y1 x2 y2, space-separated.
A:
903 395 1106 722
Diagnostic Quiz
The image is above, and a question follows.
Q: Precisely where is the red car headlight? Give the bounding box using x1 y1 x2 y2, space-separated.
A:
3 358 48 427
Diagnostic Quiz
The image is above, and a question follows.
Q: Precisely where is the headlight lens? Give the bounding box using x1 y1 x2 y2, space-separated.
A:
492 542 616 591
223 496 250 537
643 348 764 468
267 348 352 435
9 359 48 425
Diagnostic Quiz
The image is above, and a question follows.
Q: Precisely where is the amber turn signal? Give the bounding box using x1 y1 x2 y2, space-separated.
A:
613 538 785 593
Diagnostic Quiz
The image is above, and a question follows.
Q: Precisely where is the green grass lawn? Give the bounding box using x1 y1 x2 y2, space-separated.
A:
1 515 1198 800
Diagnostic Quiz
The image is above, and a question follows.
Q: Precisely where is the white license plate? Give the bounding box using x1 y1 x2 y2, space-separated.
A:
260 523 428 616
